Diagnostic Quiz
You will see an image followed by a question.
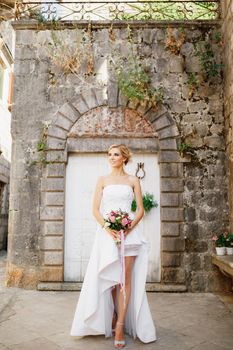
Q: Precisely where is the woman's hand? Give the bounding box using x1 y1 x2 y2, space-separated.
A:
124 224 134 237
105 227 119 241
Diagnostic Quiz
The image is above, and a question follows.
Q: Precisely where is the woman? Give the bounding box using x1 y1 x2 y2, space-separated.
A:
70 144 157 348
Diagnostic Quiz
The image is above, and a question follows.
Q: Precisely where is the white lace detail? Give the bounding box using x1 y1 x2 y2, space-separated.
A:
101 184 135 219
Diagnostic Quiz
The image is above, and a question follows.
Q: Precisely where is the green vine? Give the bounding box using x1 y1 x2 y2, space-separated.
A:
195 40 223 81
31 123 51 166
187 72 199 99
115 26 164 108
131 192 158 213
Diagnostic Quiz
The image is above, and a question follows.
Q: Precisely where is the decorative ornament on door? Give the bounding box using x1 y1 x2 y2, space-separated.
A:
135 162 146 179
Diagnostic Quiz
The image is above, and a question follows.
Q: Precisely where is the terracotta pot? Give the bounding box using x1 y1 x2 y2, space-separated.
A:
215 247 226 255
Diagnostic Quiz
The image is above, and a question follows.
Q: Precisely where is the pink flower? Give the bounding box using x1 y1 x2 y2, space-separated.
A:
109 215 116 223
211 235 218 241
121 218 128 226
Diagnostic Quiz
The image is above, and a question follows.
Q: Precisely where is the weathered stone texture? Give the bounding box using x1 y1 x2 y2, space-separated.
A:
8 24 229 293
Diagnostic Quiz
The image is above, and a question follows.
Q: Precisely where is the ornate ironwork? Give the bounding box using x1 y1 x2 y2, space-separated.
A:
14 1 220 22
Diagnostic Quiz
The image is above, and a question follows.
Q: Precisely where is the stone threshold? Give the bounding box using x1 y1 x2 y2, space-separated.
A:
37 282 187 292
211 253 233 278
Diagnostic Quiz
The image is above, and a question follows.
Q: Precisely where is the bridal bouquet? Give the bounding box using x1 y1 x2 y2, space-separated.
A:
103 208 133 245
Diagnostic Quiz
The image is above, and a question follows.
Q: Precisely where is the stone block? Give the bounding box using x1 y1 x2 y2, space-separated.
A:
185 238 208 253
40 266 63 282
44 221 64 235
162 253 181 266
59 103 81 123
159 138 177 150
185 207 196 222
180 42 195 56
169 101 188 114
43 251 63 265
47 125 67 140
41 236 63 250
81 89 99 110
160 163 182 177
161 178 184 192
162 237 185 251
108 81 118 108
40 206 64 221
169 56 184 73
94 88 108 106
158 150 180 163
161 222 180 236
145 105 167 123
160 193 179 206
185 56 201 73
142 29 155 44
43 192 64 206
55 113 73 131
45 163 65 178
161 207 184 221
118 91 128 107
136 103 151 116
41 178 64 192
46 151 67 163
162 267 186 283
204 135 225 149
46 137 66 150
188 100 207 113
153 113 171 131
127 100 139 110
73 96 89 115
157 126 179 139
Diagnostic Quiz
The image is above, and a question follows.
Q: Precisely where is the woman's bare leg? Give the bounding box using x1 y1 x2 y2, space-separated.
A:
111 286 117 330
115 256 136 344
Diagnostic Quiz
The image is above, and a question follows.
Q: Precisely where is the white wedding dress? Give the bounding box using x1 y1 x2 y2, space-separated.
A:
70 184 157 343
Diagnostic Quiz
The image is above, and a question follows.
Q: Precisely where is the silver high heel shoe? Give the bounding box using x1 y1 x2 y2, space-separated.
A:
114 321 126 348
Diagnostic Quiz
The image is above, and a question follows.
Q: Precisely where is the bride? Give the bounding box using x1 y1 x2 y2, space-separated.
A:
70 144 157 348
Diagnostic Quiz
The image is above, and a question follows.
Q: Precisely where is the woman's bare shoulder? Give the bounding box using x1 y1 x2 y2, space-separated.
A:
128 175 139 188
96 175 109 187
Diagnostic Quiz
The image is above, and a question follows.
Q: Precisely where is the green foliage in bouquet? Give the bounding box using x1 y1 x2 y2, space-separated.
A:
131 192 158 213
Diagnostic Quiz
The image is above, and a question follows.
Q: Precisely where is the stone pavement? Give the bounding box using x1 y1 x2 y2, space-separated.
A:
0 250 233 350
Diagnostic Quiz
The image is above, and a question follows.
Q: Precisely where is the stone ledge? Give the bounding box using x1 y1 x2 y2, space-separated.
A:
211 253 233 278
37 282 187 292
11 20 221 31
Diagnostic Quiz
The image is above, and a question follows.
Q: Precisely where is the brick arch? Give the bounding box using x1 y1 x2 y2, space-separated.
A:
40 87 186 291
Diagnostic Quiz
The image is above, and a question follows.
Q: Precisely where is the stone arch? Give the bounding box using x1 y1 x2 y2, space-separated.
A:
39 87 186 291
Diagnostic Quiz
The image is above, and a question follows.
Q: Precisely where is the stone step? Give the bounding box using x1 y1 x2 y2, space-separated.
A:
37 282 187 292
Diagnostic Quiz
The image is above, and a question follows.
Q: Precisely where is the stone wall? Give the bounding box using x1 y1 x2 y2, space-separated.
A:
7 21 232 291
221 1 233 232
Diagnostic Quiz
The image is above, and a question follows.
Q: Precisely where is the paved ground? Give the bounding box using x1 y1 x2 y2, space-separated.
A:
0 250 233 350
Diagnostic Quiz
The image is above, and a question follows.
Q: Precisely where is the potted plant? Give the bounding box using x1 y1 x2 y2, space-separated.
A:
225 232 233 255
211 232 227 255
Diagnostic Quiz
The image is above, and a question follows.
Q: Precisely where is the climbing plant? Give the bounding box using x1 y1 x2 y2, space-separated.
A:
114 25 164 108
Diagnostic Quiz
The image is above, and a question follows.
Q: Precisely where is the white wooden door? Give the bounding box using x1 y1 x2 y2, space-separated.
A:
64 153 161 282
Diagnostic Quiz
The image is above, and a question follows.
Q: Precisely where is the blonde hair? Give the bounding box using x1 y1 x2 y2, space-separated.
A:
108 144 133 165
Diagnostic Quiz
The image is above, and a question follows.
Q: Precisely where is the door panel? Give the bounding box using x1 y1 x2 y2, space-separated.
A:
64 153 161 282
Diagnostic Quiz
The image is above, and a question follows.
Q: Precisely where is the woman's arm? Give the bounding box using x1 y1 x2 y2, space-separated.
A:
125 176 144 235
92 176 118 240
92 176 105 227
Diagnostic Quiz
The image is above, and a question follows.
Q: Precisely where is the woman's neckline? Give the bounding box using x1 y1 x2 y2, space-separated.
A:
103 184 134 191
